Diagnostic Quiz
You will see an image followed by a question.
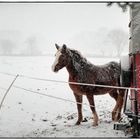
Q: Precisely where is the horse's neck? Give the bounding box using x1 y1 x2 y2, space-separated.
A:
66 58 91 79
66 60 79 75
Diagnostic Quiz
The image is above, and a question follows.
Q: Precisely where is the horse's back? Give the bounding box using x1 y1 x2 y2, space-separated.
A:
109 61 120 71
98 61 120 73
94 61 120 86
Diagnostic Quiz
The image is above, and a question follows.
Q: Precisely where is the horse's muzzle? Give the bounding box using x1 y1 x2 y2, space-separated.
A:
52 65 59 73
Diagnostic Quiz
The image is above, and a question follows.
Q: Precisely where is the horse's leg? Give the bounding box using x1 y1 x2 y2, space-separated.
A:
86 94 98 126
109 89 125 121
73 93 83 125
109 90 118 121
115 89 125 121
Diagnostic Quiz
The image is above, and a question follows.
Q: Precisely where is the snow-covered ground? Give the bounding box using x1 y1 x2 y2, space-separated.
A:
0 56 127 138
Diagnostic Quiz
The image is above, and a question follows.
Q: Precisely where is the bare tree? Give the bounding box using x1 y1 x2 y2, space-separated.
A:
107 2 134 12
0 39 15 55
107 29 129 57
24 36 41 55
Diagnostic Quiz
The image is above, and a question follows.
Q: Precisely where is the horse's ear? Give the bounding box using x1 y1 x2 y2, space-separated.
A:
55 44 60 50
62 44 67 51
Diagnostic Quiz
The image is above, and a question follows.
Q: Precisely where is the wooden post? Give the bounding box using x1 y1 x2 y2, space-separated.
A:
0 74 19 110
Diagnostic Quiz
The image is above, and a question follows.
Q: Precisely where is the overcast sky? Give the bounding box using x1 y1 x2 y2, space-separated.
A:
0 3 129 54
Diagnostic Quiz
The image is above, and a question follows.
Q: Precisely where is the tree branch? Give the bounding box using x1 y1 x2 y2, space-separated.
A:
107 2 135 12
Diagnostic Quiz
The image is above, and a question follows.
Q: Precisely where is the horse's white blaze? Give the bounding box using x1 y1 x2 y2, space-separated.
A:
52 50 62 72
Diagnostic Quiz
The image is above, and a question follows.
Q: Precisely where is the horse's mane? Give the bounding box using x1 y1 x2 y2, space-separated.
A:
69 49 88 65
66 47 120 86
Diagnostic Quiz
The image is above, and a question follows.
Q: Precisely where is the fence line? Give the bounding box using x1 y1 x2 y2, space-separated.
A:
12 85 140 118
0 71 139 91
0 71 140 118
0 71 16 77
0 86 7 90
13 85 95 108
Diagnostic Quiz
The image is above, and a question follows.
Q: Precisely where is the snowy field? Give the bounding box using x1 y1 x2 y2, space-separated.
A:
0 56 127 138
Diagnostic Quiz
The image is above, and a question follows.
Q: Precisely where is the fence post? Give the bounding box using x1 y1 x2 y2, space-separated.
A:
0 74 19 110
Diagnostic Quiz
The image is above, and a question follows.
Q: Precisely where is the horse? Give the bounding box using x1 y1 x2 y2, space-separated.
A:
52 44 126 126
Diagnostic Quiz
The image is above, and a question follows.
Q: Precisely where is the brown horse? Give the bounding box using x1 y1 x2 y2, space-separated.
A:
52 44 125 126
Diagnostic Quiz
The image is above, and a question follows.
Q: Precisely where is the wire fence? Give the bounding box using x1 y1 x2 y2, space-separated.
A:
13 85 95 108
0 71 140 91
0 71 140 118
0 86 7 90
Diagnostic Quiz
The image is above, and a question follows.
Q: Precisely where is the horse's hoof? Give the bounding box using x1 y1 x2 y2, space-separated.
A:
113 116 121 122
113 118 120 122
112 114 115 121
93 122 98 126
112 112 116 121
112 117 115 121
75 121 81 125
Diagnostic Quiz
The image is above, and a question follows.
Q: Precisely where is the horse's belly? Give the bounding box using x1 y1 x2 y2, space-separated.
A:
69 83 112 96
80 85 113 95
93 87 113 95
68 77 115 95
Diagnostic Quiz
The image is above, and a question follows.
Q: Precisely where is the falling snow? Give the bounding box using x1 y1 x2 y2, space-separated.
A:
0 56 128 138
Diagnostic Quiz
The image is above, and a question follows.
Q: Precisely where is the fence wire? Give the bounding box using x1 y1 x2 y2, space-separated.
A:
8 84 140 118
0 71 140 91
0 71 140 118
13 85 95 108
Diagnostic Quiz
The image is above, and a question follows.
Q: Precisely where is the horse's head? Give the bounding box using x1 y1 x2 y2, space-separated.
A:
52 44 70 72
